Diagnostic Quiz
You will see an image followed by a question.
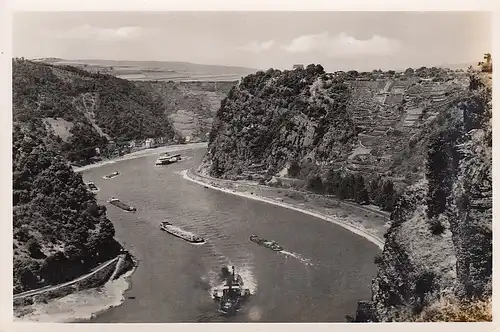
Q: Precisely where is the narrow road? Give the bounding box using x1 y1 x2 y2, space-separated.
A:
14 256 121 300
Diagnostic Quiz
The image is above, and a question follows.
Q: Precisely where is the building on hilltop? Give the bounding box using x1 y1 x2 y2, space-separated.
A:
293 64 304 70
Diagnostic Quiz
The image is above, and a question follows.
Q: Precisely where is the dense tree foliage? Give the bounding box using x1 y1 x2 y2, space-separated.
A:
13 120 121 293
320 169 395 209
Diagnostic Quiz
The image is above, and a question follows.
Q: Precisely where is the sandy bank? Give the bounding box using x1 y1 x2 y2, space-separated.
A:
73 142 207 173
182 169 385 250
14 264 137 323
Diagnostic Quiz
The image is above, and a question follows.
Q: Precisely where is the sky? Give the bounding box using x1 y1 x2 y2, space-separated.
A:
13 11 492 71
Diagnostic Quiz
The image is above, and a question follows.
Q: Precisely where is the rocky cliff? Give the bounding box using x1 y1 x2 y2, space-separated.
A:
203 65 468 207
354 71 492 322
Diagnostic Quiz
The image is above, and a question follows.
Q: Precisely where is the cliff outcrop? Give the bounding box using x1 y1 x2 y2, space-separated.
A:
204 65 468 210
354 71 492 322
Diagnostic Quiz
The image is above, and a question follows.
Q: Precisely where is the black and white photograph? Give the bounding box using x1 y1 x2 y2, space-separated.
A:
4 4 495 327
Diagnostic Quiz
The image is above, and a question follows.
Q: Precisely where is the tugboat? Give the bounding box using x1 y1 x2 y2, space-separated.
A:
250 234 284 252
212 266 251 315
155 154 182 166
159 221 205 244
108 197 137 212
86 181 99 192
103 171 120 179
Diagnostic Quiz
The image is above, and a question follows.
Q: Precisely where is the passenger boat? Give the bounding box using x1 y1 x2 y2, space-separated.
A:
86 181 99 192
155 154 181 166
212 266 251 315
108 197 137 212
103 171 120 179
250 234 284 251
159 221 205 244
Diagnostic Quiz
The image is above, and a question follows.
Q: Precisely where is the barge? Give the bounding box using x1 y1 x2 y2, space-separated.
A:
159 221 205 244
155 154 182 166
108 197 137 212
86 181 99 192
103 171 120 179
250 234 284 252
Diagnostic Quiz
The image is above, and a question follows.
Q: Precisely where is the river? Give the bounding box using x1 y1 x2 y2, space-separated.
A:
78 147 380 322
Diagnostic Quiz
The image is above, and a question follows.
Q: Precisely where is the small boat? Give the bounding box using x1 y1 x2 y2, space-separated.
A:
250 234 284 252
86 181 99 192
159 221 205 244
103 171 120 179
155 154 182 166
108 197 137 212
212 266 251 315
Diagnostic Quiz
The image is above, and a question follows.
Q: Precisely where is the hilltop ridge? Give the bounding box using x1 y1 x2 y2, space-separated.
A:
13 58 176 165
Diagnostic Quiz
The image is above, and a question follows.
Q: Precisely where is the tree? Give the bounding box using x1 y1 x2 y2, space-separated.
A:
338 175 352 200
379 181 396 212
404 68 414 76
324 168 342 195
369 178 381 204
307 175 324 193
288 160 301 178
353 174 369 204
27 238 45 259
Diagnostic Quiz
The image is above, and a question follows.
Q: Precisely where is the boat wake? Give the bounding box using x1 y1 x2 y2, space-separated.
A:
279 250 314 267
207 262 258 298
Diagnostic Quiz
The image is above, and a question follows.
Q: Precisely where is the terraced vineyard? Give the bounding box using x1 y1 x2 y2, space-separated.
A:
346 75 468 186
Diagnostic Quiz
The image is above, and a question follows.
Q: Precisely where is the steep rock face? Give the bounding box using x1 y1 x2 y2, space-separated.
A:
206 66 358 180
356 72 492 322
204 66 468 190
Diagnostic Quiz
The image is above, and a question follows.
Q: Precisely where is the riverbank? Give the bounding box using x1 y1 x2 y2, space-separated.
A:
182 169 388 250
73 142 207 173
14 267 136 322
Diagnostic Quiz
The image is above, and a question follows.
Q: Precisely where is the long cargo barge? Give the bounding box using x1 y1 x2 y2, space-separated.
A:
108 197 137 212
250 234 284 251
159 221 205 244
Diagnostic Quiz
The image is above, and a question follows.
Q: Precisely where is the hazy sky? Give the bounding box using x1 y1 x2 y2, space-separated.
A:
13 11 492 71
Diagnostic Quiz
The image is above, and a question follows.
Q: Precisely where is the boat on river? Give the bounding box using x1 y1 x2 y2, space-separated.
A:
250 234 284 252
103 171 120 179
86 181 99 192
159 221 205 244
108 197 137 212
212 266 251 315
155 154 181 166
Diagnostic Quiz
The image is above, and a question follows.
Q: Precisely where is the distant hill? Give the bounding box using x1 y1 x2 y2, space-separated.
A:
135 80 236 142
13 59 176 165
32 58 258 82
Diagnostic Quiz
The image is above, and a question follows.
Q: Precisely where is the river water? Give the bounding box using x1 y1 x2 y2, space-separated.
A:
79 147 379 323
